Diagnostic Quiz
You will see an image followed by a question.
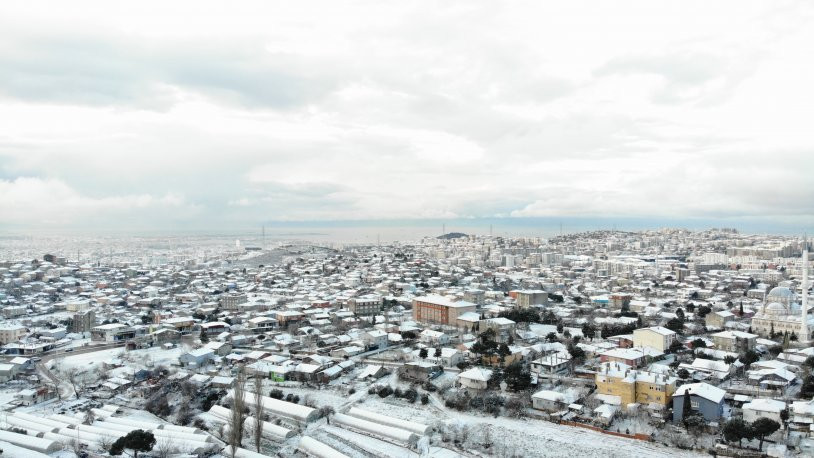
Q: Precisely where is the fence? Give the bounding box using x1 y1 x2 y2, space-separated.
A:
558 420 652 442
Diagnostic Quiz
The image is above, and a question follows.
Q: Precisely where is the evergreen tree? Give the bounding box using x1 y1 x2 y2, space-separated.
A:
722 418 752 447
110 430 156 458
682 389 692 421
581 323 596 341
751 418 780 451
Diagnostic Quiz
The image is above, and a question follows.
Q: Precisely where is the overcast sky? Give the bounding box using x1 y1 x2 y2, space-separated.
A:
1 1 813 231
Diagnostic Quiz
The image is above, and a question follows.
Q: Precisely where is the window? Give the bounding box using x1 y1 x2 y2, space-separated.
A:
691 400 699 409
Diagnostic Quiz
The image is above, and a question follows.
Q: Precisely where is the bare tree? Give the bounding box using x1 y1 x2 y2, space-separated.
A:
319 406 335 425
153 436 179 458
83 408 95 425
64 366 82 398
96 433 116 452
228 365 247 457
253 375 265 453
63 432 84 457
95 365 111 381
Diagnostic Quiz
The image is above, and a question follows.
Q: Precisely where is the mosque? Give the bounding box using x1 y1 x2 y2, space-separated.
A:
750 238 811 342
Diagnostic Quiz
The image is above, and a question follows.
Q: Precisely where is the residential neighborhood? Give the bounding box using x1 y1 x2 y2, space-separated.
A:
0 229 811 456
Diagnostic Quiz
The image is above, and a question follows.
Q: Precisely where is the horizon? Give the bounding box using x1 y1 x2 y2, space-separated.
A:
0 215 808 242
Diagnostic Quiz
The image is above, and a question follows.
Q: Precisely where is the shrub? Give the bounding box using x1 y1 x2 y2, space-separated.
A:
421 394 429 405
404 388 418 403
145 393 172 418
378 386 394 398
444 391 470 411
202 390 224 412
348 388 356 395
484 393 504 417
504 396 527 417
269 389 284 400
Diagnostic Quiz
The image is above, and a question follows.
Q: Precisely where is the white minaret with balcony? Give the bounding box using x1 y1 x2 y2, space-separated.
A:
802 235 810 343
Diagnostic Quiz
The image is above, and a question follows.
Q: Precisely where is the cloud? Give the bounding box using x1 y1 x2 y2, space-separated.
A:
0 177 197 228
593 51 760 106
0 32 339 110
0 1 812 230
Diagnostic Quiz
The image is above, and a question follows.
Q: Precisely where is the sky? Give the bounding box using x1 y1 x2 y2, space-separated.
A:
1 0 813 233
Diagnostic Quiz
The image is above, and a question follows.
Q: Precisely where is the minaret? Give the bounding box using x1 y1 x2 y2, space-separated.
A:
802 235 809 343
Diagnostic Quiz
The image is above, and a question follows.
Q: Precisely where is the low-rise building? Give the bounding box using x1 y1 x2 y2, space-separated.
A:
711 330 757 353
0 324 27 344
531 390 571 412
600 347 662 368
671 383 726 423
179 348 215 368
401 361 443 382
91 323 135 342
458 367 493 391
632 326 676 352
743 398 785 423
706 310 735 329
531 352 572 376
362 329 388 350
480 317 516 343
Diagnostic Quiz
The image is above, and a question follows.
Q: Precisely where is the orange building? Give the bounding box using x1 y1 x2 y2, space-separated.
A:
412 295 477 326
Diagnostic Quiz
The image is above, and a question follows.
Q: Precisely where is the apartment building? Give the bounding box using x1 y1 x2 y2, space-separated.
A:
347 295 382 316
632 326 676 352
70 310 96 334
595 361 676 407
0 324 27 344
412 295 476 326
514 290 548 308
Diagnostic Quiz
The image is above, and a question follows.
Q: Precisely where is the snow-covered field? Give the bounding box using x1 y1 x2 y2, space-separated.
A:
57 345 189 373
263 377 705 458
324 389 705 458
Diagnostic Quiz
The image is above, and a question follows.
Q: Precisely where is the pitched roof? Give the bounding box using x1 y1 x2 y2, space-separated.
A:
458 367 493 382
674 382 726 403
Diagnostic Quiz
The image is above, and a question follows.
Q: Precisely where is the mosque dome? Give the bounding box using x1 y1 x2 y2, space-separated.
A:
766 302 787 315
768 286 795 299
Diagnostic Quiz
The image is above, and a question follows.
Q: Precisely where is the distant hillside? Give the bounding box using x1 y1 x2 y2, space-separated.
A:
437 232 468 240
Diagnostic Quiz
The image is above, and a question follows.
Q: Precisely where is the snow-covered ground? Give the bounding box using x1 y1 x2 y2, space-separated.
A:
258 375 706 458
57 344 189 373
342 391 704 458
